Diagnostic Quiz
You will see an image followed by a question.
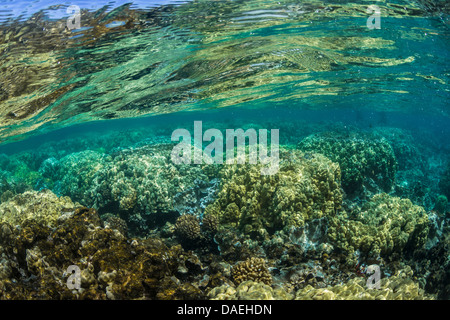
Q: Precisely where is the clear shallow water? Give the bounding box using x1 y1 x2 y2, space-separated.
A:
0 0 448 143
0 0 449 300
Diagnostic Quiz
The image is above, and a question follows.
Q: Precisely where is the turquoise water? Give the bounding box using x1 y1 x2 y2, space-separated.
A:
0 0 449 300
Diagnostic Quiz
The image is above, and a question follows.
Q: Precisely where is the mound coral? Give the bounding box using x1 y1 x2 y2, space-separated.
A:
55 144 210 235
104 214 129 237
205 148 342 237
55 150 105 205
371 127 424 171
175 214 201 241
231 257 272 286
201 213 219 234
327 193 429 261
298 131 397 195
0 189 78 227
208 280 293 300
295 267 433 300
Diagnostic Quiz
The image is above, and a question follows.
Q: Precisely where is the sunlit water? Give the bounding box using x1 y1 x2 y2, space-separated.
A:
0 0 448 143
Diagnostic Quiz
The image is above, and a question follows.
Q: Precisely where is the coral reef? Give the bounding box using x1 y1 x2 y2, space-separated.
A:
0 189 78 227
54 144 210 235
439 162 450 199
205 148 342 237
0 154 36 198
410 233 450 300
103 214 129 237
372 127 424 171
434 195 448 216
173 178 220 218
231 257 272 286
298 131 397 196
328 193 429 262
0 205 207 299
201 213 219 234
209 267 434 300
208 280 293 300
295 267 434 300
175 214 201 242
0 120 447 301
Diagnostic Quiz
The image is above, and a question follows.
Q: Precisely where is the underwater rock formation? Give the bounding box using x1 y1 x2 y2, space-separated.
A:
205 148 342 238
298 131 397 196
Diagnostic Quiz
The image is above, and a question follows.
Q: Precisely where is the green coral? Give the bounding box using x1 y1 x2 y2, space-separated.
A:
328 193 429 260
55 144 209 234
298 131 397 195
205 148 342 237
372 127 424 171
434 195 448 216
0 189 79 228
56 150 106 206
439 162 450 199
0 154 37 196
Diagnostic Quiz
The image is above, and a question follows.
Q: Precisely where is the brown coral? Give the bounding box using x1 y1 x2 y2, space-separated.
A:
201 214 219 234
175 214 201 241
231 257 272 286
0 205 208 300
104 215 128 237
